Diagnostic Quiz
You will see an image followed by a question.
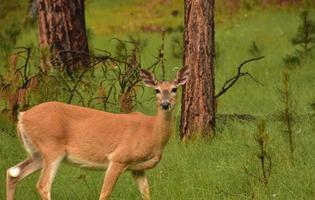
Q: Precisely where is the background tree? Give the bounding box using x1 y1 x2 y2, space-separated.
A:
37 0 89 70
180 0 215 140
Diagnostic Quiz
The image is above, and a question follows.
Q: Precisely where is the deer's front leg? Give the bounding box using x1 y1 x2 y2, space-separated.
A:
132 170 151 200
99 162 126 200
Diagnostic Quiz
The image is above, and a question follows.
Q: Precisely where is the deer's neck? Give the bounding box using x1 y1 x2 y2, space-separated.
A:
154 109 173 147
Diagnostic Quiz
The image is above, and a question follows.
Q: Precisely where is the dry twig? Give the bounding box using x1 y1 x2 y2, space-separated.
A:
216 56 264 98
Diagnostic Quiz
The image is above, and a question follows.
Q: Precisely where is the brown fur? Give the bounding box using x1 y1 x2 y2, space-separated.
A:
6 66 190 200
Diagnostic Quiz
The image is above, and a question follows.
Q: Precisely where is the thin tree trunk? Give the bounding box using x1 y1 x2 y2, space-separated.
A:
180 0 215 140
37 0 89 70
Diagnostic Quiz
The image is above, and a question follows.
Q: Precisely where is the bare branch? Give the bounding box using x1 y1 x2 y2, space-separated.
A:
215 56 264 98
159 31 166 80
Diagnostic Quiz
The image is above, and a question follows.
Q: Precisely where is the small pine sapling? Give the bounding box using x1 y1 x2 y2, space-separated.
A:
283 10 315 67
280 72 296 162
244 121 272 186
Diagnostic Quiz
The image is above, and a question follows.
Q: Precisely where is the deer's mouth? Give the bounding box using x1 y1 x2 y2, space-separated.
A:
160 102 171 111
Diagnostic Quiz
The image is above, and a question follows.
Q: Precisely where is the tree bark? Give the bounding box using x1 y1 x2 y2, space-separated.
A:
37 0 89 70
180 0 215 140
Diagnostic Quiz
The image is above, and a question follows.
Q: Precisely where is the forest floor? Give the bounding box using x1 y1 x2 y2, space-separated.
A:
0 0 315 199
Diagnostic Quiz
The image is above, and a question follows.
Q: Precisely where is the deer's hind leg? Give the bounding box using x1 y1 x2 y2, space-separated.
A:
36 154 64 200
6 157 42 200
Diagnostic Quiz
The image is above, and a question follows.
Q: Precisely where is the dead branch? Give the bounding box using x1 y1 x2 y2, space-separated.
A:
67 66 92 104
11 38 164 112
215 56 264 98
159 31 166 80
14 47 32 87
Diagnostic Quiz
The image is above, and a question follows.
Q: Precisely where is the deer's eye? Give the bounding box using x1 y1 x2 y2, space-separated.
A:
171 88 177 93
155 89 160 93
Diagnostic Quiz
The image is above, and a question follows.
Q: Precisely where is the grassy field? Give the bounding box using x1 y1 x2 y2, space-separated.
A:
1 0 315 199
1 116 315 200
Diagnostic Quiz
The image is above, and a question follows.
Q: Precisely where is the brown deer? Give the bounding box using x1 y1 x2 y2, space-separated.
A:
6 66 190 200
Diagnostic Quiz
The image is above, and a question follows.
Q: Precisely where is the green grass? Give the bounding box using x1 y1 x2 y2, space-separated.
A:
1 0 315 199
1 116 315 200
85 0 183 35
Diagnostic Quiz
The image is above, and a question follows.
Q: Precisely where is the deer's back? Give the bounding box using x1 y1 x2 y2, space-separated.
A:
19 102 157 167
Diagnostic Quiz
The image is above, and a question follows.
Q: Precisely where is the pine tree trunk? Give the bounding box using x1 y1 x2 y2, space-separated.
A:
37 0 89 70
180 0 215 140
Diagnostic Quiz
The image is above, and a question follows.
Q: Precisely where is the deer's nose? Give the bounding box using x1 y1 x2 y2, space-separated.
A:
161 102 170 110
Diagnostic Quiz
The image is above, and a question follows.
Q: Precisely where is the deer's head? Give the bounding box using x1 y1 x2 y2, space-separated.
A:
140 66 190 111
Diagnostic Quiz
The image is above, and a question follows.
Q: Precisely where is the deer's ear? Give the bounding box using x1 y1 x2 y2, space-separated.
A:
174 66 190 87
140 69 157 88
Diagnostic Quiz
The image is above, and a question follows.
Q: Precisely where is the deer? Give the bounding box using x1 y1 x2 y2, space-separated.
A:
6 66 190 200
